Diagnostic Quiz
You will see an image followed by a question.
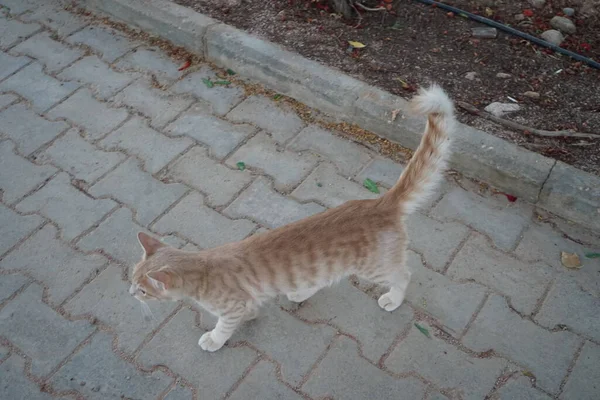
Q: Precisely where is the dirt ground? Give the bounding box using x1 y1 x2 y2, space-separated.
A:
172 0 600 175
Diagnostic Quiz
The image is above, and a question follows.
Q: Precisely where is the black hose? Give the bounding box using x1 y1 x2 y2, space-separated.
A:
412 0 600 70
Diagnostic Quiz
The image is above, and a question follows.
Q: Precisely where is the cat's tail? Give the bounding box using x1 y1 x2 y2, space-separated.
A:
383 84 456 214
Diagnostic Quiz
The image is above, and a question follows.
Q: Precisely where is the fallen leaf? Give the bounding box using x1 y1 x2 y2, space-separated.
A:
504 193 518 202
178 59 191 71
389 21 402 30
414 323 431 338
523 9 534 17
391 108 402 121
561 252 582 269
485 7 494 17
202 78 214 88
348 40 366 48
363 178 380 194
226 69 236 75
316 182 323 187
523 370 535 379
585 253 600 259
213 80 231 85
395 78 409 89
273 94 283 100
236 161 246 171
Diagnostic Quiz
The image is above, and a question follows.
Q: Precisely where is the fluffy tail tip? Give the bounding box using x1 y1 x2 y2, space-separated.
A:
410 84 454 117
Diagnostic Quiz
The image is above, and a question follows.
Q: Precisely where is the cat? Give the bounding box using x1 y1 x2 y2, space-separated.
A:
129 84 456 352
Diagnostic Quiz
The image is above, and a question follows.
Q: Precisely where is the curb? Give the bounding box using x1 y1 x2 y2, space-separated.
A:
82 0 600 232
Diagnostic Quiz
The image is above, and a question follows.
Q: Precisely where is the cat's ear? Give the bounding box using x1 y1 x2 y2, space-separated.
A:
137 232 166 258
146 268 174 291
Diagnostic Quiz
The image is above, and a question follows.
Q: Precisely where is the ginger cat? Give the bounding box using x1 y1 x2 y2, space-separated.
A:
130 85 456 352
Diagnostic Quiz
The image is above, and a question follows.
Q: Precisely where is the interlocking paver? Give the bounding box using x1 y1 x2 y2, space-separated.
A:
227 95 305 143
0 223 108 305
302 336 427 399
20 3 87 36
0 49 30 80
0 17 40 49
165 146 251 207
99 116 193 173
0 273 29 302
51 332 172 399
154 192 256 248
448 233 554 315
138 308 258 399
165 103 256 159
0 93 18 109
228 360 304 400
11 32 83 73
224 177 325 229
90 158 187 225
226 132 318 190
288 125 372 176
66 25 139 62
164 383 194 400
0 203 43 256
560 341 600 400
63 264 177 354
114 47 182 85
0 140 57 204
356 157 405 187
0 283 94 377
17 172 117 241
462 295 580 394
0 0 45 15
0 102 69 155
47 88 129 140
171 66 245 116
57 55 138 100
495 375 552 400
112 79 194 129
0 354 55 400
0 62 78 112
431 187 532 251
297 280 414 362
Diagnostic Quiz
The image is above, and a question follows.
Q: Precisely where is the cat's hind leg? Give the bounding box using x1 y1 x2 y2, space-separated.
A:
286 286 320 303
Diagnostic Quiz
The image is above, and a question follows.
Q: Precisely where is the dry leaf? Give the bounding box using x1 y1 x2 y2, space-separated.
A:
348 41 366 48
561 252 582 269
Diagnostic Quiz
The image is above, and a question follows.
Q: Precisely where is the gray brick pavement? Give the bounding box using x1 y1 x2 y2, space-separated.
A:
1 2 599 399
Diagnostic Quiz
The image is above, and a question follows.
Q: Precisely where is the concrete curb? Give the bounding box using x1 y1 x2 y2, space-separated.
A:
81 0 600 232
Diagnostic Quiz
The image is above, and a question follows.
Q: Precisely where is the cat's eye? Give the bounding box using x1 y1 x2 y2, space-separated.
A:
139 289 146 295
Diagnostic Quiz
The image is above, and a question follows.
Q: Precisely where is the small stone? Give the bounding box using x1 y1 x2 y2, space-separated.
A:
550 16 576 34
514 13 525 21
465 71 477 80
562 8 575 17
496 73 512 79
484 102 521 117
471 27 497 39
540 29 564 46
530 0 546 8
524 91 540 99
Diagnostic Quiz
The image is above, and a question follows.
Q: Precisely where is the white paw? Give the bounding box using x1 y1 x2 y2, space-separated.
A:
286 292 307 303
378 293 403 312
198 331 224 352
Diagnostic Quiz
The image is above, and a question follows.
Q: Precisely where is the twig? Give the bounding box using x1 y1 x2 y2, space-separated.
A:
355 2 387 11
457 101 600 139
350 2 362 28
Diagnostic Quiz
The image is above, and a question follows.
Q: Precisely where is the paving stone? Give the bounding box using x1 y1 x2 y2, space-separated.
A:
515 222 600 296
297 280 414 362
114 47 182 85
227 96 305 143
161 234 188 249
164 383 194 400
63 264 177 354
0 224 108 305
535 276 600 342
0 50 29 81
288 125 372 176
166 146 251 207
0 140 57 204
0 0 45 15
448 233 554 315
0 17 40 49
356 157 404 187
228 360 303 400
11 32 83 73
431 187 532 251
57 55 137 100
154 192 256 248
51 332 171 399
0 202 43 256
405 212 470 272
291 163 380 208
0 273 29 302
20 3 87 36
231 304 336 385
0 102 69 155
0 93 18 109
462 295 580 394
404 250 487 337
17 172 116 241
39 128 125 182
303 336 427 399
66 25 140 62
225 178 324 229
0 344 7 360
77 207 150 266
112 79 193 129
0 354 54 400
560 341 600 400
495 375 552 400
47 88 129 140
0 283 94 376
0 62 78 112
138 308 258 398
226 132 318 191
90 158 187 225
386 322 505 399
99 116 192 173
165 103 256 159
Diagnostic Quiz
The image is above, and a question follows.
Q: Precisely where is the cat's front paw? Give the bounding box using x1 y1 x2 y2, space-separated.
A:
198 331 224 352
378 292 403 312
